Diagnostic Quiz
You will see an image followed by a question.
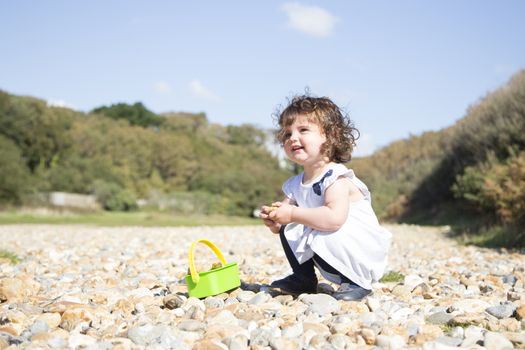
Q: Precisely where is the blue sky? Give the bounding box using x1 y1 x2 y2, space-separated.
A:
1 1 524 156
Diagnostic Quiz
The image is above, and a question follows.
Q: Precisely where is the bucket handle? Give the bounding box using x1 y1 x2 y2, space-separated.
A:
188 239 228 284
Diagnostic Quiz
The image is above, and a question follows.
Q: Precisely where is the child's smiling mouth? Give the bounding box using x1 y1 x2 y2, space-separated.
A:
291 145 304 152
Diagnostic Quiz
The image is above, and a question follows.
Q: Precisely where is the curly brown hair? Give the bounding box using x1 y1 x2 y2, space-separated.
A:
275 95 360 163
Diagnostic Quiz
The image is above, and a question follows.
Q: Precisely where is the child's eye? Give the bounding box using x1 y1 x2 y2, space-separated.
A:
284 132 292 139
300 127 309 133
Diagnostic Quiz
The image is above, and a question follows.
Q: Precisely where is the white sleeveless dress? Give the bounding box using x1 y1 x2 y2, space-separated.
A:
282 163 392 289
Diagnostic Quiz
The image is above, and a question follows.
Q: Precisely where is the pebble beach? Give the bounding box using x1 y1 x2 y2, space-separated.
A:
0 224 524 349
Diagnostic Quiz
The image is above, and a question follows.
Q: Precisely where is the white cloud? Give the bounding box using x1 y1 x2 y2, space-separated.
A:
47 99 75 109
189 79 221 102
281 2 339 38
353 132 376 157
153 81 172 94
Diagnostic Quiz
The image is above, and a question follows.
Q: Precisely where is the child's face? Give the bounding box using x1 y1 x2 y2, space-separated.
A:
282 114 327 167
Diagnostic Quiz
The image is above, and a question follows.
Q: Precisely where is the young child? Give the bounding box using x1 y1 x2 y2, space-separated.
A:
260 95 392 301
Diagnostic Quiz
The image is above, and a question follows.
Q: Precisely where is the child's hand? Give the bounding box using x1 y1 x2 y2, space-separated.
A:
260 205 281 234
268 201 294 225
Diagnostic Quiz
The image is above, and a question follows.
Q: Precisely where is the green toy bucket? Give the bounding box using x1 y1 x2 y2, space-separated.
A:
184 239 241 298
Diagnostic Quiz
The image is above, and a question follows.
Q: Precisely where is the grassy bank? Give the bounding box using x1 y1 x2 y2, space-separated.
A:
0 210 260 227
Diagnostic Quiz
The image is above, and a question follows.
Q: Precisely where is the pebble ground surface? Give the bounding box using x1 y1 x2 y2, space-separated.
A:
0 224 524 349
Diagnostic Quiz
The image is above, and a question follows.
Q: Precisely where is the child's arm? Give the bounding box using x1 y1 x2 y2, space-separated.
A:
269 177 363 232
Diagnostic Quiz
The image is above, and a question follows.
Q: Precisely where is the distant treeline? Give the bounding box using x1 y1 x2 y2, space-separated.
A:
0 93 292 215
352 70 525 247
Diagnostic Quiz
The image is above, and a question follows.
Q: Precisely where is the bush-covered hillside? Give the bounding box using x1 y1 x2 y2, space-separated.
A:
0 92 292 215
352 70 525 247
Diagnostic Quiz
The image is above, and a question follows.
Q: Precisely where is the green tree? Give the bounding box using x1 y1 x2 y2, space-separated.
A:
0 92 75 172
0 135 32 203
92 180 137 211
226 124 266 146
91 102 164 127
152 131 198 190
161 112 208 133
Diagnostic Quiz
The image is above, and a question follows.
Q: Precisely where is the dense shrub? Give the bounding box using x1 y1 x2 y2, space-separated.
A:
0 92 75 172
92 180 138 211
453 151 525 225
92 102 164 127
0 135 31 203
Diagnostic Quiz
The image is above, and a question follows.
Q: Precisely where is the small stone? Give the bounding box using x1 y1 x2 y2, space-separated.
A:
59 307 94 331
185 305 205 321
273 294 293 305
360 327 376 345
483 331 514 350
435 336 463 347
502 275 517 286
163 294 184 309
497 318 521 332
486 303 516 319
176 319 204 332
451 299 492 314
247 292 271 305
224 297 239 306
413 325 444 345
503 332 525 348
376 334 406 350
235 290 256 303
36 313 62 329
127 324 166 346
391 284 411 300
464 325 485 340
302 322 330 336
0 325 20 337
29 320 49 335
48 336 67 349
340 300 369 314
269 337 300 350
193 339 228 350
366 296 381 311
413 283 430 296
309 334 329 348
68 333 97 348
223 335 248 350
515 304 525 320
404 274 425 291
250 327 273 347
328 334 351 349
204 296 224 309
127 287 153 299
112 299 134 315
507 291 521 302
450 314 487 327
447 326 464 339
207 310 239 326
422 341 461 349
300 294 341 315
281 323 303 338
0 276 40 302
426 312 453 325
